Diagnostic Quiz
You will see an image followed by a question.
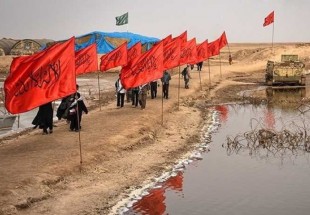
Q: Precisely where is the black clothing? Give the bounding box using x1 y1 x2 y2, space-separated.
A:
161 71 171 99
162 83 169 99
131 87 139 107
32 102 53 134
150 81 158 99
115 78 125 108
117 93 125 107
197 62 203 71
56 95 74 120
68 94 88 131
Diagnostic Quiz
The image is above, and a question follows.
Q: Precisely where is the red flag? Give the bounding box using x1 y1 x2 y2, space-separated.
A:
208 32 228 57
120 41 164 89
173 31 187 47
127 42 142 63
263 11 274 27
162 34 172 46
208 38 220 57
180 38 197 65
219 31 228 50
196 40 209 63
163 37 181 70
4 37 76 114
75 43 98 75
100 42 127 71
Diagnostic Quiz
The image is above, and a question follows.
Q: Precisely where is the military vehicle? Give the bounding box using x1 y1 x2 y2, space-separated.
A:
265 54 306 86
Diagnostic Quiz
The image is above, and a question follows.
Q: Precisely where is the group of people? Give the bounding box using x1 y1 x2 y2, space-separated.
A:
115 64 195 110
32 84 89 134
31 63 198 135
115 75 153 110
115 70 172 110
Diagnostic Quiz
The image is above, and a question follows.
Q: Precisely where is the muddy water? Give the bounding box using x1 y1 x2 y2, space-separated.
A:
121 93 310 214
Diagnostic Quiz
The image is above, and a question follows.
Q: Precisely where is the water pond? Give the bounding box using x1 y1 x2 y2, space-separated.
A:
117 98 310 215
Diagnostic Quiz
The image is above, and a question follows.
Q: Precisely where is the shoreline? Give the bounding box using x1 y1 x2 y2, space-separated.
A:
108 108 219 214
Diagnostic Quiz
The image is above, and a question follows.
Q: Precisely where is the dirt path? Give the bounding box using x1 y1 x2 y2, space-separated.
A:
0 65 225 215
0 44 308 215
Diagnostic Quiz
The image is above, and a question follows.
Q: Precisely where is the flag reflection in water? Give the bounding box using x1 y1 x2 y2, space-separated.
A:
264 108 275 129
215 105 228 123
131 172 183 215
163 171 183 193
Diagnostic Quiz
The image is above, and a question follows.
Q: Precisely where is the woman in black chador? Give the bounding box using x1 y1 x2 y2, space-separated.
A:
32 102 54 134
68 92 88 132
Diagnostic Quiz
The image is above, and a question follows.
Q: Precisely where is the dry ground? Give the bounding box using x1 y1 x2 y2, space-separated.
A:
0 43 310 215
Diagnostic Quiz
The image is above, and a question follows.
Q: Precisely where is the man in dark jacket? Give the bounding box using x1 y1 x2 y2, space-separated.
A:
161 70 171 99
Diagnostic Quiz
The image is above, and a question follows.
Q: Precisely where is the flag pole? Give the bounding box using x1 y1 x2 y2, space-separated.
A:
178 66 181 110
208 59 211 90
219 53 222 79
77 107 83 167
52 101 56 128
161 84 164 125
272 21 274 53
17 115 20 128
127 12 129 33
227 42 232 65
97 72 101 111
227 42 231 55
75 94 83 167
198 67 202 90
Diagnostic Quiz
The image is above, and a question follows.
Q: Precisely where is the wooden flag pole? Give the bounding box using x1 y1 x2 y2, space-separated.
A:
198 68 202 90
208 59 211 90
219 53 222 79
178 66 181 110
227 42 231 55
75 96 83 167
272 21 275 53
17 115 20 128
97 72 101 111
227 42 232 65
52 101 56 128
161 85 164 125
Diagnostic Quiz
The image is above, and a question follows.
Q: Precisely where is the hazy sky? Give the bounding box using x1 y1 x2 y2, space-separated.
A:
0 0 309 43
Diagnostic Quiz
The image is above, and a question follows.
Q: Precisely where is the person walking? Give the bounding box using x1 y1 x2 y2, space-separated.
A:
32 102 54 134
182 65 191 89
197 61 203 71
138 83 150 110
115 75 126 108
229 54 233 65
56 94 74 121
161 70 171 99
131 86 139 107
150 80 158 99
68 93 88 132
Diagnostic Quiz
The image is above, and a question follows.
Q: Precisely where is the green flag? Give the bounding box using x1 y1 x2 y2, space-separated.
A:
116 12 128 26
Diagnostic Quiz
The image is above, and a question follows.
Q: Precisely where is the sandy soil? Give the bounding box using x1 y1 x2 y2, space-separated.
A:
0 43 309 215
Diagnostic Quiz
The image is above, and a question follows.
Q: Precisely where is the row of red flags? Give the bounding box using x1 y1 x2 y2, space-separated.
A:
4 31 228 114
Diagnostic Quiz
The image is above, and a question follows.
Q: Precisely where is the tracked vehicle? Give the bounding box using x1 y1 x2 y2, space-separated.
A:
265 54 306 86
